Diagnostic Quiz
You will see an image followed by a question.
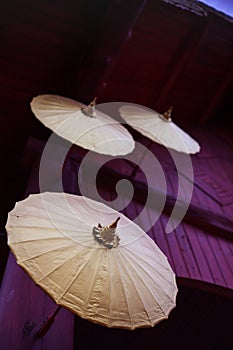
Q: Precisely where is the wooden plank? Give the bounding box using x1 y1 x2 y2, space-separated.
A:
201 185 233 290
168 154 215 284
173 191 216 283
166 172 202 281
204 157 233 206
135 201 172 261
134 200 177 272
128 139 233 238
190 191 228 288
150 138 232 288
189 133 233 288
191 155 233 207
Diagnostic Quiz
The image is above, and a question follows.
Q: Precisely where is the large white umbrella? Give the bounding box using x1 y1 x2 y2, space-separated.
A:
119 104 200 154
6 192 177 331
30 94 135 156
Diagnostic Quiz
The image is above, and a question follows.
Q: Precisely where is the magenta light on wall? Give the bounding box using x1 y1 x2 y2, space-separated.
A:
197 0 233 17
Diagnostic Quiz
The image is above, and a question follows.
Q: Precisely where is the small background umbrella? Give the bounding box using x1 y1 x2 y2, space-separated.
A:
6 192 177 331
119 104 200 154
30 94 135 156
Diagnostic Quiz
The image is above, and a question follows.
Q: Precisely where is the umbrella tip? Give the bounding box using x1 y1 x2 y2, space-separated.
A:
161 105 173 122
109 217 120 229
90 97 97 106
81 97 97 117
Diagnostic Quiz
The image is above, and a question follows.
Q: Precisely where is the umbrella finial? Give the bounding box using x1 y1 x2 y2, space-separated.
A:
160 105 173 122
93 217 121 249
108 216 120 229
81 97 97 118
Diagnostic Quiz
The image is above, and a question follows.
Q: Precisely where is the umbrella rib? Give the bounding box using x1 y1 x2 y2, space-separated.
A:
123 245 174 287
37 247 96 289
10 209 79 223
117 251 155 326
119 249 174 316
123 247 176 305
82 249 107 318
112 251 134 327
57 247 102 304
125 250 174 314
10 231 94 245
38 109 81 121
18 240 79 264
107 252 113 327
10 235 71 244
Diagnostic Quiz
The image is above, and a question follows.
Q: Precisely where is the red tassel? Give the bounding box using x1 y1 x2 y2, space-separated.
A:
37 305 61 337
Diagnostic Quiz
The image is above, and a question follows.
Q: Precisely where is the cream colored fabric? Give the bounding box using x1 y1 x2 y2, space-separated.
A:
6 192 177 329
30 95 135 156
119 105 200 154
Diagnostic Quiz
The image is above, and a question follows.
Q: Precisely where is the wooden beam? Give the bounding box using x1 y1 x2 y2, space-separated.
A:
154 12 207 111
89 163 233 240
72 0 147 102
177 277 233 299
200 66 233 124
22 136 233 240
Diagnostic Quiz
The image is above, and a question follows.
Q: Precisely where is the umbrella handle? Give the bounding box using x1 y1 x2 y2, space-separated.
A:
37 305 62 337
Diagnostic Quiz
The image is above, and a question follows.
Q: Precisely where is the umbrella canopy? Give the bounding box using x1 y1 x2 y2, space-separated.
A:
30 94 135 156
119 104 200 154
6 192 177 330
